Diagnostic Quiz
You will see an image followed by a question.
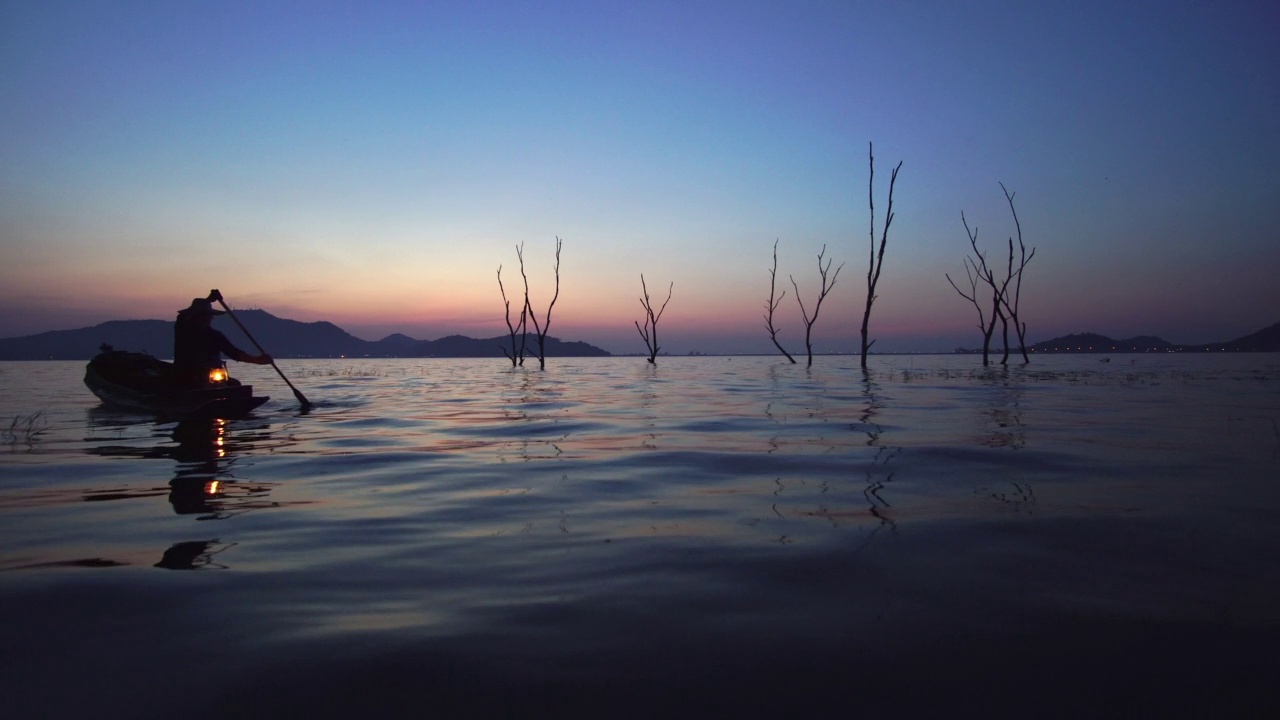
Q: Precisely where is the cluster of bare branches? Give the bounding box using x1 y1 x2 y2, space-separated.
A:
946 183 1035 365
763 239 796 363
526 237 561 369
635 274 673 364
790 245 843 367
999 184 1034 361
483 158 1038 369
497 262 527 367
861 142 902 369
764 143 900 368
496 237 561 369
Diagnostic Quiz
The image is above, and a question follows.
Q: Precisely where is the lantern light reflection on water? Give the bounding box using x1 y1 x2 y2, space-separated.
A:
214 418 226 458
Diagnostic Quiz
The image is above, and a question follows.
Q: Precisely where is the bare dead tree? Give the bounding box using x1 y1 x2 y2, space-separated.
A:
946 213 1013 366
860 142 903 369
517 242 532 365
497 263 527 367
946 252 989 358
635 274 672 364
998 182 1035 363
763 239 796 363
522 237 562 370
790 244 844 367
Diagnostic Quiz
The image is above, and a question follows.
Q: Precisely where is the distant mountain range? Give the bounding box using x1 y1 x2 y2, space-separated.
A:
1026 322 1280 353
0 310 612 360
4 313 1277 360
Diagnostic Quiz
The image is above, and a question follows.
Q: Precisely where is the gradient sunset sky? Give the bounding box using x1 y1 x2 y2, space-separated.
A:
2 0 1277 354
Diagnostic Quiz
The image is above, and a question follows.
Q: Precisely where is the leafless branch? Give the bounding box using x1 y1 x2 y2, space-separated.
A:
997 182 1035 362
497 264 527 366
791 244 843 367
861 142 902 368
636 274 673 364
763 239 796 363
524 237 562 369
949 200 1027 365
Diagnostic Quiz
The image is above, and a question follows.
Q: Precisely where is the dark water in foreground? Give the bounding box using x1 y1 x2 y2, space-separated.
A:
2 355 1278 717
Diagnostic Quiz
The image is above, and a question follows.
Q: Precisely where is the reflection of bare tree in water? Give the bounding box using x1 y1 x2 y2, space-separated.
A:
636 364 661 450
974 368 1036 514
975 482 1036 515
863 446 899 510
763 362 788 452
858 369 899 536
751 367 904 546
859 369 887 447
977 367 1027 450
496 368 569 462
497 369 536 462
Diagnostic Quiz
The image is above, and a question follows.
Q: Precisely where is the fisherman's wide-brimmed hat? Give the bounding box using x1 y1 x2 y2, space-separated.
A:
178 298 224 316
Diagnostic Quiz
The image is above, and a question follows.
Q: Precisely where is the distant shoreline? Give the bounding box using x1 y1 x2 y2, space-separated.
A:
6 349 1273 359
2 314 1276 360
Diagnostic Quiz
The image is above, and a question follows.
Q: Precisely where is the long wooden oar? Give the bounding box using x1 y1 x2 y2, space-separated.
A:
212 291 312 410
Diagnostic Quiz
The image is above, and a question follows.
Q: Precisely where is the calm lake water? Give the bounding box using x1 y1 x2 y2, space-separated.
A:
2 354 1278 717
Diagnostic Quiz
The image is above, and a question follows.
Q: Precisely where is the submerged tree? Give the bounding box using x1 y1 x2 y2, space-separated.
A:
946 216 1005 366
496 262 528 367
998 183 1035 363
946 183 1036 366
763 239 797 363
860 142 903 369
790 244 844 367
635 274 673 364
522 237 562 370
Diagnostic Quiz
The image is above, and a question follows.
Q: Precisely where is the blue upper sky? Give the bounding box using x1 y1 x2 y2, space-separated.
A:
2 0 1277 353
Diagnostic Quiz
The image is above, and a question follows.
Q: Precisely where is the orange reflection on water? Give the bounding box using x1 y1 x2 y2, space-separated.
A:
213 418 227 457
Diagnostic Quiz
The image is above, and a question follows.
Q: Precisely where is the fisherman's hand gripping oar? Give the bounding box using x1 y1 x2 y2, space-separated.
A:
209 289 313 410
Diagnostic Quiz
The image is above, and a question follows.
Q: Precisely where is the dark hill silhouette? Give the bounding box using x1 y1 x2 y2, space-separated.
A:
0 320 173 360
1030 323 1280 353
216 310 369 358
0 310 612 360
1209 322 1280 352
377 333 419 348
1029 333 1175 353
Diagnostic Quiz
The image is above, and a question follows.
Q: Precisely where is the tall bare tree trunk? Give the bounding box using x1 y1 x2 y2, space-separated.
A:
523 237 562 370
997 183 1035 363
861 142 902 369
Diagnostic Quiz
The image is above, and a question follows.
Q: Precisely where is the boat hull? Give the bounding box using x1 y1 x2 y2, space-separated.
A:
84 348 269 418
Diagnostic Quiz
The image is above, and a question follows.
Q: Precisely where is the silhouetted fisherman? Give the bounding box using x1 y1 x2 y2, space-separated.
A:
173 292 271 387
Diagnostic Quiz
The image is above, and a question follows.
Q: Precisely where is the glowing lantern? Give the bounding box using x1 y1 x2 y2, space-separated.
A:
208 366 228 383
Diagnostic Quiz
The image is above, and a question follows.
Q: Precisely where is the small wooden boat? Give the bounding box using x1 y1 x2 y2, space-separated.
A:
84 345 269 418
